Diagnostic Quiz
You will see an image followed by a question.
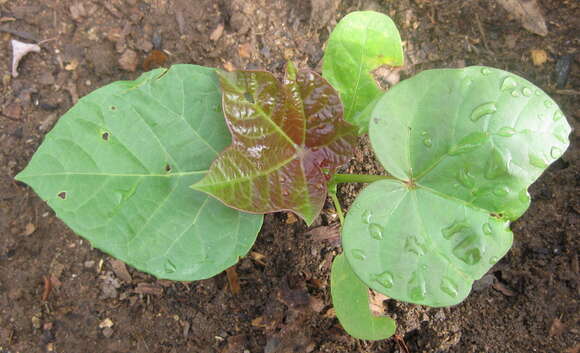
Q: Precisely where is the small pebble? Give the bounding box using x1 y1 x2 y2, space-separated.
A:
84 260 95 268
102 327 114 338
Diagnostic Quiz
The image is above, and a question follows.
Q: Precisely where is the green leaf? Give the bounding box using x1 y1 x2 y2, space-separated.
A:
331 254 396 340
342 66 571 306
15 65 264 281
192 62 357 225
322 11 404 133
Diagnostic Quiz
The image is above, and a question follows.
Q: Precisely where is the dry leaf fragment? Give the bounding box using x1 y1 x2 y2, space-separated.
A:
285 212 298 224
99 318 114 328
496 0 548 36
549 317 566 337
11 40 41 77
118 49 138 72
530 49 548 66
369 290 390 316
226 266 241 295
134 283 163 296
23 223 36 236
238 43 252 58
110 259 132 282
492 279 517 296
210 24 224 41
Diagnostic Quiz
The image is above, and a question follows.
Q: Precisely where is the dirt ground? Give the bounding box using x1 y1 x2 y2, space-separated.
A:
1 0 578 352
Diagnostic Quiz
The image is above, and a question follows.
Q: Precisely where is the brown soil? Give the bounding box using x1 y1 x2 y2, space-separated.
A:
1 0 578 352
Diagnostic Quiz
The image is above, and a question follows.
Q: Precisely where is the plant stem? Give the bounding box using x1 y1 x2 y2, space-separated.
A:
330 173 397 184
329 191 345 225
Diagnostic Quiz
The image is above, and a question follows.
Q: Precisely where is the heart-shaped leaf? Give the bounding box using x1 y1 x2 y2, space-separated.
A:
342 67 571 306
16 65 264 281
322 11 404 133
331 254 396 340
192 62 357 225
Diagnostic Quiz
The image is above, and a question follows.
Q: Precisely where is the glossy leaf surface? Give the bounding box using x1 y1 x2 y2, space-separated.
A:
343 67 571 306
16 65 264 281
322 11 404 133
331 254 396 340
192 62 357 225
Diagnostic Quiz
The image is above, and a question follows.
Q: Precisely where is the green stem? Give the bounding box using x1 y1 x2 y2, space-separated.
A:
329 191 345 225
330 173 397 184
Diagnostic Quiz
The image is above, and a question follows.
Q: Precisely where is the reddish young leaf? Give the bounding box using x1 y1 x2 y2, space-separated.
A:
191 62 356 225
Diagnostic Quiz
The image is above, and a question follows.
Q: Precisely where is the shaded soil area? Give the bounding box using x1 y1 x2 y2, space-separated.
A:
1 0 578 352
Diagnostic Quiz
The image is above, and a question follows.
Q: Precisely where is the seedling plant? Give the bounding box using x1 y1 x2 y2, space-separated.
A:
16 12 571 340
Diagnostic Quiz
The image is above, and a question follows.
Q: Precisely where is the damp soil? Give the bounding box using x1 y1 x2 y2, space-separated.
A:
1 0 578 352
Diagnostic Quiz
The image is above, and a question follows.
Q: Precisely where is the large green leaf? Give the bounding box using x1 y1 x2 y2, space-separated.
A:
331 254 396 340
16 65 263 281
192 62 357 225
322 11 404 133
342 67 571 306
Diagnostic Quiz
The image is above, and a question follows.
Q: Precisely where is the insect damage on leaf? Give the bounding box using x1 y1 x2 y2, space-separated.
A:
192 62 357 225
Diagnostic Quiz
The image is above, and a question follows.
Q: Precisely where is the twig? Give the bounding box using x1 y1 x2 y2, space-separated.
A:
41 275 52 301
394 334 410 353
475 14 492 54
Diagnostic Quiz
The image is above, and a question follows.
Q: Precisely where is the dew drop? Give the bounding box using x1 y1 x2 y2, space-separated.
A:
544 100 554 108
164 259 177 274
528 153 547 169
442 221 469 240
485 149 509 179
500 76 517 91
481 67 491 75
374 271 394 289
420 264 428 271
550 146 562 159
535 89 542 96
440 277 459 298
361 210 372 224
457 168 475 189
405 236 426 256
493 185 510 196
522 87 533 97
423 137 433 148
452 235 482 265
511 90 521 97
553 110 563 121
497 126 517 137
351 249 367 261
482 223 493 236
489 256 499 264
470 102 497 122
369 223 384 240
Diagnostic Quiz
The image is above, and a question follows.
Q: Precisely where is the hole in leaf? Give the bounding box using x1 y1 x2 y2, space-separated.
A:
110 106 117 111
101 132 110 141
165 164 172 172
57 191 67 200
243 92 255 104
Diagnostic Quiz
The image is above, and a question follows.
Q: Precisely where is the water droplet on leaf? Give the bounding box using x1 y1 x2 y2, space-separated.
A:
544 100 554 108
550 146 562 159
482 223 493 236
485 149 509 179
351 249 367 261
374 271 394 288
500 76 517 91
440 277 459 298
470 102 497 122
481 67 491 75
522 87 533 97
457 168 475 189
442 221 469 240
405 236 426 256
423 138 433 147
361 210 372 224
369 223 384 240
453 235 482 265
493 185 510 196
511 90 521 97
553 110 563 121
489 256 499 264
528 153 547 168
165 259 177 274
497 127 516 137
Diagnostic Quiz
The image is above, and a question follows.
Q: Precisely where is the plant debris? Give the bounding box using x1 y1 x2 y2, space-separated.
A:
11 39 41 77
496 0 548 36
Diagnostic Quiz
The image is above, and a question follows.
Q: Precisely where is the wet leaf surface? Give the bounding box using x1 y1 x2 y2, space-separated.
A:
342 66 572 306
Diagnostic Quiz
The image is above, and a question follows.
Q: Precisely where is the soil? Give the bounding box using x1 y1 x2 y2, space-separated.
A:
1 0 578 352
